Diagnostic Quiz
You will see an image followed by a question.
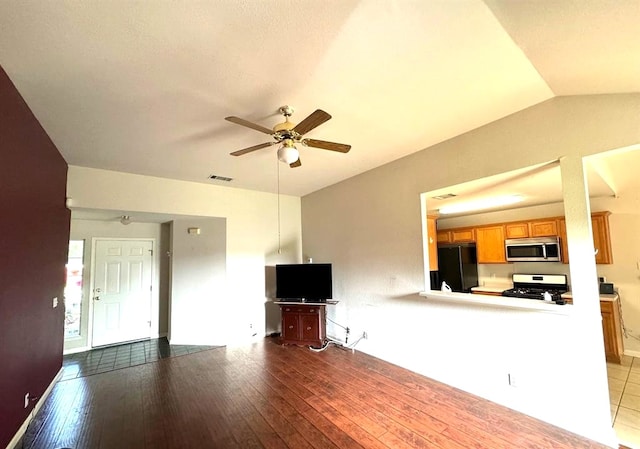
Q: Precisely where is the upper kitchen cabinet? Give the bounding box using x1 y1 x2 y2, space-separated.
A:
505 222 529 239
426 215 438 271
475 225 506 263
505 219 558 238
437 228 475 244
591 212 613 264
558 211 612 264
529 219 558 237
439 211 613 265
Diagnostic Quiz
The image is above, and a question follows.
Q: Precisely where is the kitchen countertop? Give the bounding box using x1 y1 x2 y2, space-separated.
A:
274 300 339 305
470 284 512 294
561 292 618 302
419 290 573 314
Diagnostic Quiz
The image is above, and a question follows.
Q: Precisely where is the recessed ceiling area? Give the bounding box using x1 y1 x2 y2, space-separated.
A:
0 1 638 197
425 148 640 219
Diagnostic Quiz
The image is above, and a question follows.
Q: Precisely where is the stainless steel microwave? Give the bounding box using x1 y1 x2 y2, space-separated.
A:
505 237 561 262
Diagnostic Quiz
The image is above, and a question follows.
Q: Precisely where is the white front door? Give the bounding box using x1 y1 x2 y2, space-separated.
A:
92 239 153 347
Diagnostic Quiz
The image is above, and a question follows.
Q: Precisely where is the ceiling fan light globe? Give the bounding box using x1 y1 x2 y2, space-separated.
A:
277 146 299 164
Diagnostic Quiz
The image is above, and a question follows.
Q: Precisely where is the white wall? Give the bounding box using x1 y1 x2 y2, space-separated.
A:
301 94 640 446
169 218 226 345
65 219 164 352
66 166 302 346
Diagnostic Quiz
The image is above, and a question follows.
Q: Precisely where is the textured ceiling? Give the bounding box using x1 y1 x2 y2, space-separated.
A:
0 0 638 197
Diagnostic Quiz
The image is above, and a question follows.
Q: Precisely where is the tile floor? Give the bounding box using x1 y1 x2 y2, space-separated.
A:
609 355 640 448
61 337 221 380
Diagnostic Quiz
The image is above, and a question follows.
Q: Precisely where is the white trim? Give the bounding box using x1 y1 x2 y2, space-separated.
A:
624 348 640 358
5 368 63 449
63 345 91 355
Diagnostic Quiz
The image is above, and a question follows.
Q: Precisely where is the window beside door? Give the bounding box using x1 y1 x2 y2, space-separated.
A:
65 240 84 339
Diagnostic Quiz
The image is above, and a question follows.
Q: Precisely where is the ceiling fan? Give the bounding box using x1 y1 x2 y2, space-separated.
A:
225 105 351 168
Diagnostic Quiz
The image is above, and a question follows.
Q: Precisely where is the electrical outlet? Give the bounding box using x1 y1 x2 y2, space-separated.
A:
52 297 58 308
24 393 29 408
508 373 518 387
363 331 368 339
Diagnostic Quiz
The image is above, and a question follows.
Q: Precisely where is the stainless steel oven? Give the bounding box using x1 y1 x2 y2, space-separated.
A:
505 237 561 262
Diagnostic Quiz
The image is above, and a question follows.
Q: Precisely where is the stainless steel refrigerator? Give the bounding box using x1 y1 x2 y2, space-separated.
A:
436 243 479 293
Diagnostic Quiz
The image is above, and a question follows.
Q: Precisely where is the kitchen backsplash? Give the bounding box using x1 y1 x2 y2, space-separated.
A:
478 262 572 288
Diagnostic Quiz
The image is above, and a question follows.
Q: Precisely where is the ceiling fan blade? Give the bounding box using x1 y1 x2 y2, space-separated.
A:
302 138 351 153
292 109 332 135
225 116 273 135
290 158 302 168
230 142 274 156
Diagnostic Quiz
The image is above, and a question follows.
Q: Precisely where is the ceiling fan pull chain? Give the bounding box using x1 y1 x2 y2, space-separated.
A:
277 157 282 254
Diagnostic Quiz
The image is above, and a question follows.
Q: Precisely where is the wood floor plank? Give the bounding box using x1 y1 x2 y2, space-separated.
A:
292 347 543 448
249 373 341 449
240 381 315 449
304 393 393 449
282 351 463 448
256 371 365 448
21 339 611 449
22 373 84 448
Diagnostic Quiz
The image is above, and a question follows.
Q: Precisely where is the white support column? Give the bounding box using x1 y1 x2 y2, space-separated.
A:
560 155 616 446
560 156 600 315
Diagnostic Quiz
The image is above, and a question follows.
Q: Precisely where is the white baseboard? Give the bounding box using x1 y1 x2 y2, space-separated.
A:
624 348 640 358
5 367 63 449
63 345 91 355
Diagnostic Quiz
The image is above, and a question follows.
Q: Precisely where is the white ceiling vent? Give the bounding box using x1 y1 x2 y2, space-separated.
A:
208 174 233 182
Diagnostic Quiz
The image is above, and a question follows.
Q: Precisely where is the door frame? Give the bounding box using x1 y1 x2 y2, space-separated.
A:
88 237 156 348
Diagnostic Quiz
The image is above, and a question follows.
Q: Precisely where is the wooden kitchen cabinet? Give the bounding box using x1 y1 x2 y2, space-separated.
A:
436 211 612 265
529 219 558 237
558 212 612 264
437 230 451 244
427 215 438 271
475 225 506 263
562 293 624 363
558 219 569 263
451 228 475 242
505 220 557 238
279 304 326 347
600 297 624 363
437 228 475 244
505 222 529 239
591 212 613 264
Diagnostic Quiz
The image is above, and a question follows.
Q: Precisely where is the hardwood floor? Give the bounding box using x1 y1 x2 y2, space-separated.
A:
20 338 609 449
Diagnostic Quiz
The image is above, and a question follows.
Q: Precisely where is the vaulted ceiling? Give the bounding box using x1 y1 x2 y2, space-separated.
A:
1 1 638 197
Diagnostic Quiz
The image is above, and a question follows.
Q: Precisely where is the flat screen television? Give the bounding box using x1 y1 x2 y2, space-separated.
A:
276 263 332 301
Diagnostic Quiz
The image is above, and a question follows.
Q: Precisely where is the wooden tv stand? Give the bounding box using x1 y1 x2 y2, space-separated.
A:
275 301 337 347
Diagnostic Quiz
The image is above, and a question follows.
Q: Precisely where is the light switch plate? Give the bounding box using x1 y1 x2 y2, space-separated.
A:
53 297 58 308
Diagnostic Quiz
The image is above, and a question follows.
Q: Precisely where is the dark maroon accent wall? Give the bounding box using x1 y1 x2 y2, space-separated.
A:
0 65 70 447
